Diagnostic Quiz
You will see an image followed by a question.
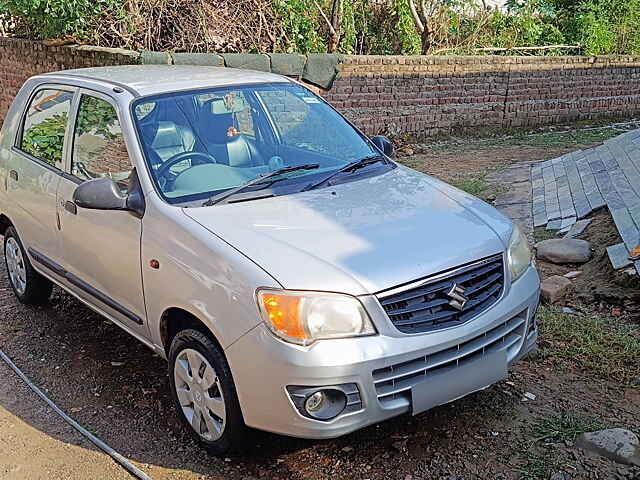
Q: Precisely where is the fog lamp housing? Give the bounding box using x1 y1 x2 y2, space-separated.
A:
287 383 362 421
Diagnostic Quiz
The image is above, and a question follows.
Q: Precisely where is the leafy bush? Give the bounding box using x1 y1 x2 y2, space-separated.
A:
2 0 640 56
273 0 326 53
0 0 119 40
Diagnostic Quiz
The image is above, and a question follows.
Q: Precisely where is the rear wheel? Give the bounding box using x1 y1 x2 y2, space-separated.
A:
3 227 52 305
168 329 246 455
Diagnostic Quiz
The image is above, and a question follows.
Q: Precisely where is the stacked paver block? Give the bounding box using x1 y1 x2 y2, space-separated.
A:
532 129 640 273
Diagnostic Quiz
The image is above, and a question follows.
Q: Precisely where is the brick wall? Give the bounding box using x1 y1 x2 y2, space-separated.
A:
327 55 640 135
2 37 640 137
0 38 138 123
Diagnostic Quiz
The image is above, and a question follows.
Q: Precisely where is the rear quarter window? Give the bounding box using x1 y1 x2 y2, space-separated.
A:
18 89 73 169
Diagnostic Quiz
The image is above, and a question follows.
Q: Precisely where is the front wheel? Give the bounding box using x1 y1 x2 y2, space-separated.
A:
3 227 53 305
168 329 246 455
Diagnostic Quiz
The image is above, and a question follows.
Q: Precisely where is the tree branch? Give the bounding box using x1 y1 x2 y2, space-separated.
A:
408 0 425 33
313 0 337 37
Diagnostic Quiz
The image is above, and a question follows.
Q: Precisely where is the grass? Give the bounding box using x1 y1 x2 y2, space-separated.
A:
536 306 640 383
533 226 557 242
514 413 606 479
517 454 554 480
422 125 625 154
451 178 489 197
532 412 605 443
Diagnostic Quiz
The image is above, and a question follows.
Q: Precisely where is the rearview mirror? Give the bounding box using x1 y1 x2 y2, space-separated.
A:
73 178 128 211
371 135 394 157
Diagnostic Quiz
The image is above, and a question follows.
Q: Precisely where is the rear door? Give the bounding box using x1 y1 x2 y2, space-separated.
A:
55 89 149 339
6 86 75 265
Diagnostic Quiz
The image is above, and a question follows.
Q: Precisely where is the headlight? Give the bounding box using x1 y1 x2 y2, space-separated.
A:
507 224 532 282
256 289 376 345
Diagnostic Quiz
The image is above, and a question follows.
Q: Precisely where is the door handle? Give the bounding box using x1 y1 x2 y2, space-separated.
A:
9 170 18 181
64 200 77 215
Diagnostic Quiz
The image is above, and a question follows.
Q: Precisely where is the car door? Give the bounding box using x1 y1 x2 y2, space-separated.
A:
6 86 75 266
56 89 149 339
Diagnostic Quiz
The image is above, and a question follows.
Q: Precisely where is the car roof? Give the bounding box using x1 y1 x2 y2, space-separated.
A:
44 65 292 97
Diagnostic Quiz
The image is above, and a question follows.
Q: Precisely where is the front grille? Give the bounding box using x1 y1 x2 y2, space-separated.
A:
378 254 505 334
372 311 526 405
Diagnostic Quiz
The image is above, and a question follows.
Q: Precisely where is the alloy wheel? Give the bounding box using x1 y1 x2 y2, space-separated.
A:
5 237 27 295
173 348 226 441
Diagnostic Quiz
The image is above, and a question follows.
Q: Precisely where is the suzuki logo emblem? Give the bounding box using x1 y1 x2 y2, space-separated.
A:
447 283 468 311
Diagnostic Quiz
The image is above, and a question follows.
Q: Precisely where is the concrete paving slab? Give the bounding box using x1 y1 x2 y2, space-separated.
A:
563 219 592 238
607 243 633 270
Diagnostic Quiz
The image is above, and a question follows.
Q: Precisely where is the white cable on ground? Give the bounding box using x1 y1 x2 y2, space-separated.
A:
0 348 153 480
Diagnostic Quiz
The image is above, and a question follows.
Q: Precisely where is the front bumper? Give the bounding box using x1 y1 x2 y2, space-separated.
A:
225 265 540 439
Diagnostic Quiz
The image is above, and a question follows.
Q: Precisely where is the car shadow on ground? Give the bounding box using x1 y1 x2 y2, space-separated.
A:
0 258 524 479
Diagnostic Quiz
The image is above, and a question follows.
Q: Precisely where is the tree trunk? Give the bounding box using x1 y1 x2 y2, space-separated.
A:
420 25 432 54
328 0 342 53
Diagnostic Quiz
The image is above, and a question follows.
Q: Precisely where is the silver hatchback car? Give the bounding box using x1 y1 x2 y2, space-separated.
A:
0 65 539 454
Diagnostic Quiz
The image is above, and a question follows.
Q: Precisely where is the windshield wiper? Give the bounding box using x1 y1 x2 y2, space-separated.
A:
203 164 320 206
301 155 386 192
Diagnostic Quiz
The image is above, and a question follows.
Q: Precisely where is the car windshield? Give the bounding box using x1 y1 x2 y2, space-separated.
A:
131 83 382 204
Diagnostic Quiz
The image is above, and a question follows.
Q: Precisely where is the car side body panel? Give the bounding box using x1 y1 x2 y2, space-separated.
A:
0 80 71 264
140 193 281 353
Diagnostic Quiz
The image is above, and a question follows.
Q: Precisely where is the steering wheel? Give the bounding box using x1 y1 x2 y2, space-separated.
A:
156 151 218 179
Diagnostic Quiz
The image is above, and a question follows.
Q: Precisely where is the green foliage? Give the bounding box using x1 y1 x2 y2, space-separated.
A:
3 0 640 56
390 0 422 55
0 0 122 40
537 306 640 383
272 0 326 53
533 412 605 443
272 0 422 55
552 0 640 55
21 113 67 166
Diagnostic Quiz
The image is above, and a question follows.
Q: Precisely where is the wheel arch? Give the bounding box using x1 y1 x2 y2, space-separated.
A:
0 214 13 236
160 307 224 357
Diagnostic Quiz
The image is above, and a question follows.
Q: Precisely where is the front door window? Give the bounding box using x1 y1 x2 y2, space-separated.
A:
72 95 133 189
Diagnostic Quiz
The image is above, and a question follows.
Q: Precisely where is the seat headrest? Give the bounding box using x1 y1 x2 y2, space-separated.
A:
200 111 236 144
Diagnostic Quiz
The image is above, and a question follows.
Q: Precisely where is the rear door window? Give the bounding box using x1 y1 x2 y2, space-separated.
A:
19 89 73 169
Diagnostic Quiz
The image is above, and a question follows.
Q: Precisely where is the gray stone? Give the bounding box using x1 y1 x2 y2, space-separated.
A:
564 270 582 279
75 45 140 62
559 216 576 230
563 218 592 238
488 165 530 183
549 472 571 480
221 53 271 72
302 53 344 89
496 203 531 220
140 50 171 65
540 275 572 304
533 212 548 227
576 429 640 466
546 219 563 230
608 243 633 270
535 238 591 264
171 52 223 66
269 53 306 76
493 181 531 206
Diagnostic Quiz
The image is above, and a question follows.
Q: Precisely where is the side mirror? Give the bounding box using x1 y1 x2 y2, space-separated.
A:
371 135 394 157
73 178 128 211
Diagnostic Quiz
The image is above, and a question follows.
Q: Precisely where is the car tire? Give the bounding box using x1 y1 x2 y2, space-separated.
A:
168 328 246 455
3 227 53 305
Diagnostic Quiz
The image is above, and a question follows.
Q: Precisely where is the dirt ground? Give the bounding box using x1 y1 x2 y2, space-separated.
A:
0 359 131 480
1 127 639 480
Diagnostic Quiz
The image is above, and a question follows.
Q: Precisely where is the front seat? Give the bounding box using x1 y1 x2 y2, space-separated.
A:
142 120 196 162
198 103 254 168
